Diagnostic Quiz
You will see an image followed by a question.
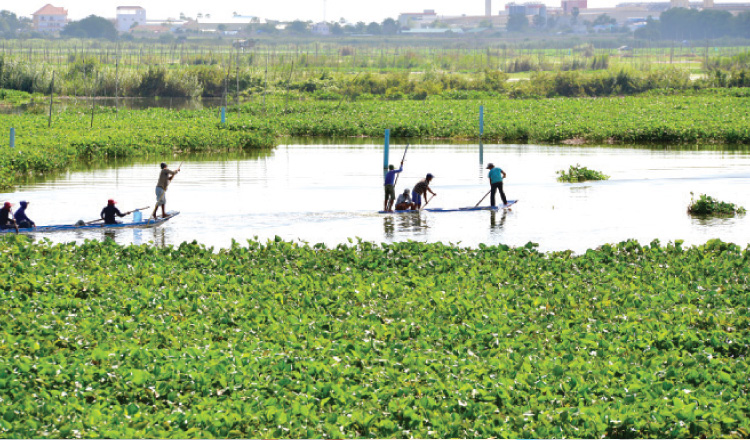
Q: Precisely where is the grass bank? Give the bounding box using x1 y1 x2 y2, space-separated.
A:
0 107 275 188
0 236 748 438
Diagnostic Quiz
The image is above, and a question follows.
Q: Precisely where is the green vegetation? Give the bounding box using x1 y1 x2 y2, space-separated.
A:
556 164 610 182
687 193 746 215
1 94 748 188
0 108 274 189
0 88 36 105
1 236 749 438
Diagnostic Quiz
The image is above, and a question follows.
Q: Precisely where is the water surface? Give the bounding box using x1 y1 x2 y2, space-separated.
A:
3 143 750 253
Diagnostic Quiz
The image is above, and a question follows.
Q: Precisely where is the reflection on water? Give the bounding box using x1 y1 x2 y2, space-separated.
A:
3 142 750 252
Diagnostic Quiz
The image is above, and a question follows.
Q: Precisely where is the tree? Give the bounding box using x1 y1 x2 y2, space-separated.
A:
572 7 580 25
532 14 546 27
286 20 309 34
381 17 399 34
0 10 29 37
61 15 118 40
366 22 381 34
593 14 616 26
507 14 529 32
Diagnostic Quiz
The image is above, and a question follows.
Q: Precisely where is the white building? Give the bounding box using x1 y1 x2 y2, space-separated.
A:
398 9 438 28
116 6 146 32
32 4 68 33
312 22 330 35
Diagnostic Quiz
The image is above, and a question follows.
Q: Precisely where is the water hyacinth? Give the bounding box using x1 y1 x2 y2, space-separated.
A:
0 236 749 438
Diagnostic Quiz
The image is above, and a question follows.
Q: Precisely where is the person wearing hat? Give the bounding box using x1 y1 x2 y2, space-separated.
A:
0 202 18 233
412 173 436 209
383 162 403 212
395 188 415 211
486 163 508 207
152 162 180 219
101 199 127 225
13 201 35 229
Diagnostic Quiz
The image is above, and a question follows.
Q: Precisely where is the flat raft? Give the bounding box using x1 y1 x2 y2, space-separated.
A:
1 211 180 234
380 200 517 214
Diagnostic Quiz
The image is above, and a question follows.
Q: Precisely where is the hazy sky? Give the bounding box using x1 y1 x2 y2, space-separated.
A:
15 0 750 22
16 0 625 22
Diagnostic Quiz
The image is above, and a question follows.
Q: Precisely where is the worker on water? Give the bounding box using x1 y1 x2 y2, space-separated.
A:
383 162 403 212
412 173 436 209
395 189 415 211
13 201 35 229
0 202 18 233
486 163 508 207
101 199 126 225
152 162 180 219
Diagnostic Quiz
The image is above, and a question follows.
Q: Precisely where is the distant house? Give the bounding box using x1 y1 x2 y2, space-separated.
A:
116 6 146 32
32 4 68 33
312 22 330 35
398 9 438 28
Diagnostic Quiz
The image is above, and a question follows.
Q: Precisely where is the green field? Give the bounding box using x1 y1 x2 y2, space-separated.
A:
1 236 748 438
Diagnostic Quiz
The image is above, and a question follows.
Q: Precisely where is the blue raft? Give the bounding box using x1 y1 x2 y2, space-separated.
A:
1 211 180 234
379 200 517 214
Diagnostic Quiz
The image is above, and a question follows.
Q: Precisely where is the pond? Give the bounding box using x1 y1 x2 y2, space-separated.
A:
3 142 750 253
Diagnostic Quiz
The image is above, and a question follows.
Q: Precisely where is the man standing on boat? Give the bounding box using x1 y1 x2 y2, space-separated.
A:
0 202 18 233
486 163 508 207
383 163 403 212
412 174 436 209
152 162 180 219
101 199 127 225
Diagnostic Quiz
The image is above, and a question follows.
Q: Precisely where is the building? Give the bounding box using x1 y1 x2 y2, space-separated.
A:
486 0 493 16
31 4 68 33
562 0 588 12
116 6 146 32
398 9 438 28
312 21 330 35
506 2 547 15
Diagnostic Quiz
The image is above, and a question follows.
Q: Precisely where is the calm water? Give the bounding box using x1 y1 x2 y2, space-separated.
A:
3 143 750 253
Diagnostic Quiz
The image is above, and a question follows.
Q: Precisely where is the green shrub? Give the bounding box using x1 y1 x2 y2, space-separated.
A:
687 193 746 215
557 164 610 182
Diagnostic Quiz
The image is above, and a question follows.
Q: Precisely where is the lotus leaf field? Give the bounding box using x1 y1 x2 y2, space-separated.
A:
1 236 749 438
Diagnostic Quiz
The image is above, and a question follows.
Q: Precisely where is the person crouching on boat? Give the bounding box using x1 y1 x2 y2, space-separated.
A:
101 199 126 225
412 173 436 209
0 202 19 233
14 201 35 229
395 189 415 211
152 162 179 219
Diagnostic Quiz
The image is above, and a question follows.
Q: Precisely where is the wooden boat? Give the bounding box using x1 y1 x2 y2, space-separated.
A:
379 200 517 214
1 211 180 234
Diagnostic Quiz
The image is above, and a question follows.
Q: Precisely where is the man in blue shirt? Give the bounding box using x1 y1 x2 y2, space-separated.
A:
487 163 508 207
383 162 403 212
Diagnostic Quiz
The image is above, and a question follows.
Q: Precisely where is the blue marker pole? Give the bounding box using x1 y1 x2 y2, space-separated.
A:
479 105 484 138
9 128 15 148
384 129 390 169
221 107 226 124
480 141 484 165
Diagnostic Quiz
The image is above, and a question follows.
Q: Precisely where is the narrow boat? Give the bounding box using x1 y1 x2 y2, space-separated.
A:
1 211 180 234
379 200 517 214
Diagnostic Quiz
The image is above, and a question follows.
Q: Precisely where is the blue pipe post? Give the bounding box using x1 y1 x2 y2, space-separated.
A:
221 107 226 124
383 129 390 169
479 141 484 165
9 128 15 148
479 105 484 138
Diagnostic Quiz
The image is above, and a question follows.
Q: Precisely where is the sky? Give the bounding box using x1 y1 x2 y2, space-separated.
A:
13 0 629 22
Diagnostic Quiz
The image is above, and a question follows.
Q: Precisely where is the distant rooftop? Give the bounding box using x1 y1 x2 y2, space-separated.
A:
32 4 67 16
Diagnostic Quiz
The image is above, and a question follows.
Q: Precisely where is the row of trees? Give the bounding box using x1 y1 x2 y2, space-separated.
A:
636 8 750 40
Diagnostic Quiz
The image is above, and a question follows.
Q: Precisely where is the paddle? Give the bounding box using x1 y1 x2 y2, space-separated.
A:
420 194 436 211
84 206 150 226
393 144 409 187
474 190 491 208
